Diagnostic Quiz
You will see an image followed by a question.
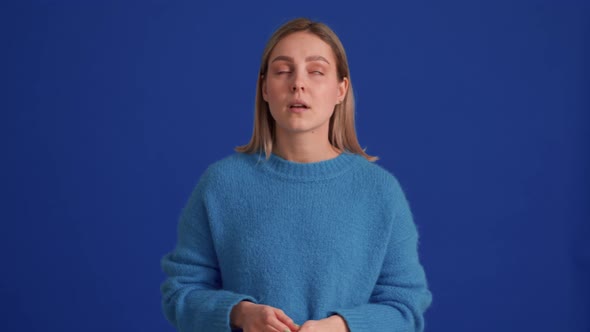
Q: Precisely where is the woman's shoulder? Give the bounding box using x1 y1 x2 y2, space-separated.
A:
353 159 413 212
200 152 255 179
207 152 255 171
354 157 404 190
194 152 261 189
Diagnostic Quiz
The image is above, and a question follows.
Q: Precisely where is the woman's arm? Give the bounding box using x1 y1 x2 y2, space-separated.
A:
328 180 432 332
330 235 431 331
160 180 256 332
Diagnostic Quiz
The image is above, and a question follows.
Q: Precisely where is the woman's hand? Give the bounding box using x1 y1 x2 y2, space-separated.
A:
230 301 300 332
297 315 349 332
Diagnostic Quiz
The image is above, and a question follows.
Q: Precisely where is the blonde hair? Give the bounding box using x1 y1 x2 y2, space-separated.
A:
235 17 377 162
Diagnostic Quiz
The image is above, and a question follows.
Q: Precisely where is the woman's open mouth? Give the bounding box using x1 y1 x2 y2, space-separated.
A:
289 102 310 112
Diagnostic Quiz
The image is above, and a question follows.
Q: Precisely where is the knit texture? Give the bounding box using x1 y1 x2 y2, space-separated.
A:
161 151 432 332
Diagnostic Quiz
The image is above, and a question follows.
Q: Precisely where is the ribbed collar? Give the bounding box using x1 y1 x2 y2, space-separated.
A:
253 151 363 182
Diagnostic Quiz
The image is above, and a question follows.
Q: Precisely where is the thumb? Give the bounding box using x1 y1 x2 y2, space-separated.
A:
274 308 299 331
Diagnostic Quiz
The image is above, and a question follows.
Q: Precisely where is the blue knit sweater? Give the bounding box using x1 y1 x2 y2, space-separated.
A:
161 151 432 332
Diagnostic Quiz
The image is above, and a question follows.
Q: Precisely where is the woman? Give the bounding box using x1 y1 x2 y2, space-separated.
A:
161 18 432 332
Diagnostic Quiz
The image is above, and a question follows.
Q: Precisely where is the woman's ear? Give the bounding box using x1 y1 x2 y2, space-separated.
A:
261 75 268 102
337 77 349 102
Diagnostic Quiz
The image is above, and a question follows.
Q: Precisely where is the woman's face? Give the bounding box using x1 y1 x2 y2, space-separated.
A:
263 31 348 137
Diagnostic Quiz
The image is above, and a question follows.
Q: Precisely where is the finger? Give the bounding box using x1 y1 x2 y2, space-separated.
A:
273 309 299 331
298 320 319 332
260 309 293 332
267 317 293 332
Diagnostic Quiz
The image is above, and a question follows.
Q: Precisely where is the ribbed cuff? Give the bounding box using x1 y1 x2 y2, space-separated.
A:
208 291 258 332
329 303 404 332
330 308 367 332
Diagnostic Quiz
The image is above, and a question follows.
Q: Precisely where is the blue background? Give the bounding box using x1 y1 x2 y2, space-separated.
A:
2 1 588 331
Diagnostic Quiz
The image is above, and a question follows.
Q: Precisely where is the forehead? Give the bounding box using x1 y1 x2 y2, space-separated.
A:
270 31 335 63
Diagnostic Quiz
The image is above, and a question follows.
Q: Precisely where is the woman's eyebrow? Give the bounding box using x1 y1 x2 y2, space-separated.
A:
305 55 330 64
270 55 330 64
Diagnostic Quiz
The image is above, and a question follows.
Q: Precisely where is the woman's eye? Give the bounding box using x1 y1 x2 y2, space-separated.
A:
311 70 324 75
277 70 291 74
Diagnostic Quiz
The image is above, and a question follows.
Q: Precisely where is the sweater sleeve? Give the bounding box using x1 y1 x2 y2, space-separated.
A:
160 176 257 332
329 179 432 332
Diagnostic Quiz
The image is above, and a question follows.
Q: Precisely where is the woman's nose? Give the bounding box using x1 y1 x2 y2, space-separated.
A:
291 72 305 92
291 80 305 92
291 83 304 92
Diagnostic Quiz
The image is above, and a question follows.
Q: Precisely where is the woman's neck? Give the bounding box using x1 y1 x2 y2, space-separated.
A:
273 131 340 163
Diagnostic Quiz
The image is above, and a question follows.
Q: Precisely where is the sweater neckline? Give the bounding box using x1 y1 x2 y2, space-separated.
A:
255 151 362 181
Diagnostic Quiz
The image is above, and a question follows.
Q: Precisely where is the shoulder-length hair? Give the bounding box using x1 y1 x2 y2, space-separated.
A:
235 17 377 162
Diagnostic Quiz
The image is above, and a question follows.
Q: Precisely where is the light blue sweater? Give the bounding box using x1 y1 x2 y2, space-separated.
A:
161 151 432 332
